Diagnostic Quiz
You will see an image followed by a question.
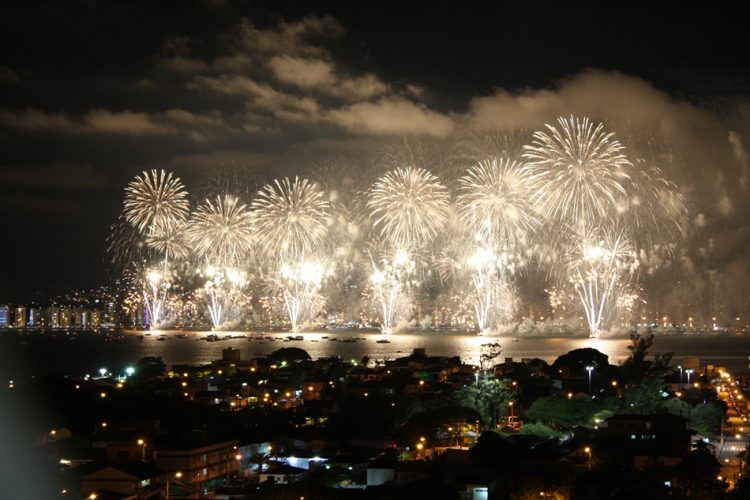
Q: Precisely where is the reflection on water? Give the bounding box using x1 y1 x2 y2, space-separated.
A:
2 330 749 379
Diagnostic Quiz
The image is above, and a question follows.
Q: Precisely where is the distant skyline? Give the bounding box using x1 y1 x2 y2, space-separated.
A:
1 1 750 310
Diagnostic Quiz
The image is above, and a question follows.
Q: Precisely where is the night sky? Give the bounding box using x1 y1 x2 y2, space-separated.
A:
2 1 750 315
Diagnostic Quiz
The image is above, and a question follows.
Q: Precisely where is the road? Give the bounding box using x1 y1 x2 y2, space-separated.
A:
712 368 748 488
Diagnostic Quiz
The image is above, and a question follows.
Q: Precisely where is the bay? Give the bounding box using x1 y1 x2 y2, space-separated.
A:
2 330 749 380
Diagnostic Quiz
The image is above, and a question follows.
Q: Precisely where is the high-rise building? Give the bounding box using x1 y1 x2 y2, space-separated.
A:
28 307 41 327
0 305 8 328
60 308 71 328
47 307 60 328
14 306 26 328
72 308 83 328
90 310 101 328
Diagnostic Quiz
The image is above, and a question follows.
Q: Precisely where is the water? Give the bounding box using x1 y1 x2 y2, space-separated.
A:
2 330 749 379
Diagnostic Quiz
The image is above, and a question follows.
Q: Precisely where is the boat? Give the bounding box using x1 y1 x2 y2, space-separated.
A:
376 339 391 344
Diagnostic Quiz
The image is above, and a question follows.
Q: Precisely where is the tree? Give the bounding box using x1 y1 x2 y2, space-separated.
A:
455 377 513 428
519 422 562 439
525 395 597 428
690 402 724 438
620 333 673 383
623 373 666 413
676 447 724 498
551 348 609 377
266 347 311 363
135 356 166 378
662 397 691 418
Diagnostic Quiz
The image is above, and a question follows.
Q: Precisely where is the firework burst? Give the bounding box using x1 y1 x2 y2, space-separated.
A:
367 167 450 251
123 169 190 235
457 158 540 249
523 116 632 229
145 219 191 263
252 177 330 262
187 195 255 267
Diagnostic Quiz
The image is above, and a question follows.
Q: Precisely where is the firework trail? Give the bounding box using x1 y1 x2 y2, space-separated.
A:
269 261 327 332
199 265 250 329
145 219 190 263
106 215 149 269
564 226 640 337
142 266 171 329
627 164 688 256
367 248 416 334
465 247 520 333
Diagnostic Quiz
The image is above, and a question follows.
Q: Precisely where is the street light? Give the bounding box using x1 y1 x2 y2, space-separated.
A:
166 471 183 500
686 369 694 386
586 366 594 395
584 446 592 470
508 401 515 423
677 365 683 387
137 439 147 461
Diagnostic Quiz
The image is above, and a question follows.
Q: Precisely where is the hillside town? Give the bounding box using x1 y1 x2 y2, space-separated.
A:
4 334 748 499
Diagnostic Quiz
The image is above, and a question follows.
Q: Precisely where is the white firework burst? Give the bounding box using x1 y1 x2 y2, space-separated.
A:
523 116 632 229
457 158 540 249
123 169 190 235
187 195 254 267
367 167 450 251
252 177 330 262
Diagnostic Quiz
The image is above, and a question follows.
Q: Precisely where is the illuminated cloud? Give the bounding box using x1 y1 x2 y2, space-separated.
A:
328 97 454 136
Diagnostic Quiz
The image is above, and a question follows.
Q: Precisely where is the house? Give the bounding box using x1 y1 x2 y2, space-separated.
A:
81 462 162 499
598 413 692 469
155 439 240 494
259 462 307 484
